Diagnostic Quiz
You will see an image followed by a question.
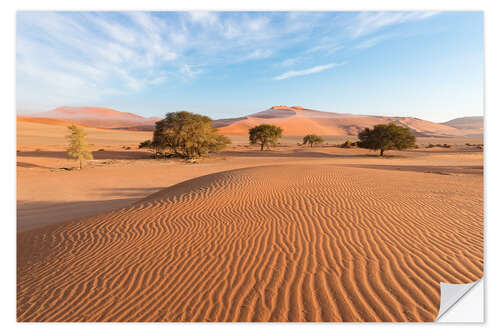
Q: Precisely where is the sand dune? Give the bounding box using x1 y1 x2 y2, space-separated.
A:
17 118 150 147
23 105 482 137
441 116 483 136
214 106 468 137
29 106 160 130
17 164 483 322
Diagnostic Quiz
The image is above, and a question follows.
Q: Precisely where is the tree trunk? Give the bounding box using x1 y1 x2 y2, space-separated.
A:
260 143 264 151
380 149 384 157
79 158 82 169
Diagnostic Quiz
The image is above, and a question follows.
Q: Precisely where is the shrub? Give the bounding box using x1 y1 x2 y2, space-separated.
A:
66 125 93 169
427 144 435 148
340 140 352 148
303 134 324 148
249 124 283 151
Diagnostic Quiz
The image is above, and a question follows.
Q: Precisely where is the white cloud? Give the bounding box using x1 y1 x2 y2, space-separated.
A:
245 49 272 60
247 16 270 32
349 11 439 38
306 43 343 55
16 11 443 111
282 58 298 66
355 35 388 49
189 11 219 26
179 64 202 78
274 63 343 80
16 12 183 110
86 15 137 45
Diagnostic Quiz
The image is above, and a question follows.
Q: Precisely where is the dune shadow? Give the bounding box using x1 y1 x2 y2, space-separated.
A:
18 197 144 232
17 162 51 169
18 150 151 160
220 150 381 159
96 187 165 197
342 164 483 175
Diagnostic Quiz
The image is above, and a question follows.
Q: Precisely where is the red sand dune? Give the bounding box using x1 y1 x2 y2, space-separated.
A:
17 116 100 129
213 106 469 137
30 106 160 130
25 105 482 137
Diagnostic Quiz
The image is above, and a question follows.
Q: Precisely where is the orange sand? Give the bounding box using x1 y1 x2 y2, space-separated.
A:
16 119 483 322
28 106 160 129
215 106 476 137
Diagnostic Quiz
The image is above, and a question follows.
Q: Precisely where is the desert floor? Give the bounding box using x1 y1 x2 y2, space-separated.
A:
17 121 483 322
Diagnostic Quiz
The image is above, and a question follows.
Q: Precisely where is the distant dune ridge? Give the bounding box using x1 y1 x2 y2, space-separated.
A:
17 164 483 321
23 105 483 137
213 106 483 137
29 106 161 130
441 116 483 131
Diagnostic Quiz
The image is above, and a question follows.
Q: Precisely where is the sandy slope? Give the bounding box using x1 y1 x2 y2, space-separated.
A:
23 105 481 137
17 118 150 147
17 164 483 322
29 106 160 129
441 116 483 136
214 106 465 137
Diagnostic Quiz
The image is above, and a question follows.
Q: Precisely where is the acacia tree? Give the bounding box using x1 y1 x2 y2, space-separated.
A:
358 123 416 156
66 125 93 169
148 111 231 158
303 134 324 148
138 139 163 156
249 124 283 151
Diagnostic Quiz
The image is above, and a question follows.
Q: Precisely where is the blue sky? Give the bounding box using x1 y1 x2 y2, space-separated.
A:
16 11 483 122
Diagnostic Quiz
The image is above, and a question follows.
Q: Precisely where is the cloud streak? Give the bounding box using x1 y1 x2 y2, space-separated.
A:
349 11 439 38
274 63 342 80
355 35 388 49
16 11 442 112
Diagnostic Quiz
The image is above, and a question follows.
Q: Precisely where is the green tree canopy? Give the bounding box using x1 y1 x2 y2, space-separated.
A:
358 123 416 156
150 111 231 158
303 134 324 148
66 125 93 169
249 124 283 151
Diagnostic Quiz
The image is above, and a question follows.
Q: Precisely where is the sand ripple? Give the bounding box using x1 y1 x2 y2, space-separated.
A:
17 165 483 321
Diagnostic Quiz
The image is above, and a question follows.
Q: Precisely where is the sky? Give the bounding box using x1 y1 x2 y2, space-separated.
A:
16 11 483 122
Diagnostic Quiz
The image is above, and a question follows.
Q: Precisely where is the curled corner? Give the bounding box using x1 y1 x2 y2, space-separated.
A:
435 278 484 322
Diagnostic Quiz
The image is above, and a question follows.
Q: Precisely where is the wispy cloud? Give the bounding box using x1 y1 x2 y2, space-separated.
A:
306 43 343 55
274 63 343 80
349 11 439 38
179 64 202 78
16 11 181 108
281 57 299 67
355 35 388 49
16 11 444 112
188 11 219 26
245 49 273 60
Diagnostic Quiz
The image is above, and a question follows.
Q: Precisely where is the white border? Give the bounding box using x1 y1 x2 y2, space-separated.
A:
3 0 499 332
